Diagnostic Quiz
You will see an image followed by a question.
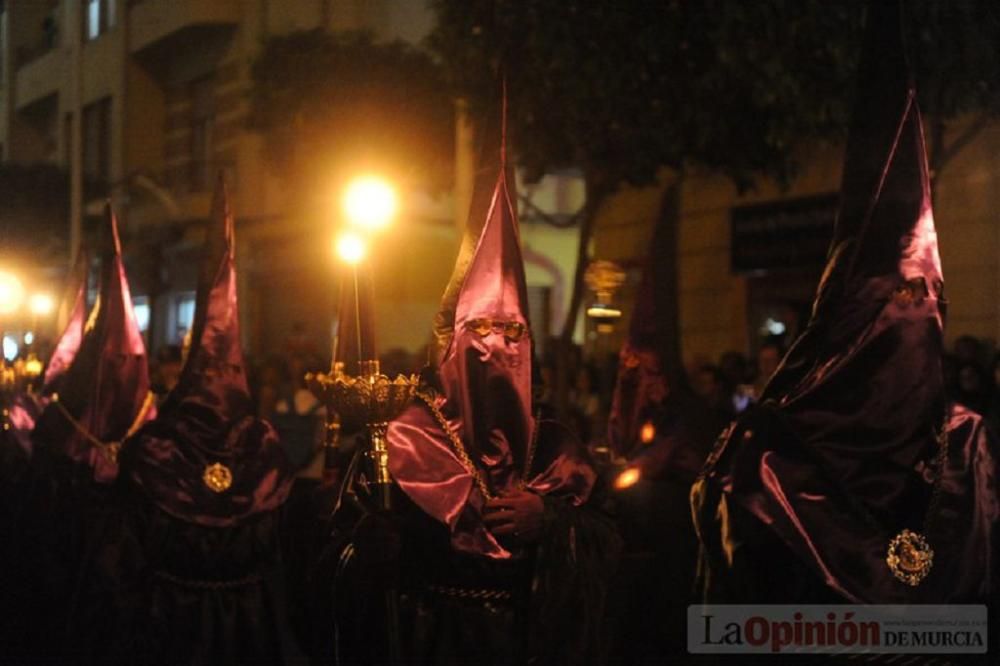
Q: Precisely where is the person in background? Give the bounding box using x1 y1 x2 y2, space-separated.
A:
691 363 735 437
286 320 319 360
255 355 289 421
953 334 986 368
752 340 784 399
571 362 603 444
718 350 753 413
954 361 992 416
272 354 326 471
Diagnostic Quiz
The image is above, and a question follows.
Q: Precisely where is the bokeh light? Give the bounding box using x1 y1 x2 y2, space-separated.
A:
336 231 368 265
640 421 656 444
29 293 55 316
614 466 641 490
2 335 18 361
343 176 397 230
0 271 25 315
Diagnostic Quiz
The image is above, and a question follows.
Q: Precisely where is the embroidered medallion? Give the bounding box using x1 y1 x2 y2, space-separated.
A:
886 529 933 586
203 462 233 493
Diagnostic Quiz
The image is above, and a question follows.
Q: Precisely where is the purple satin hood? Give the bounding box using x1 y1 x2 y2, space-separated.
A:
607 219 674 460
123 177 293 527
32 205 152 483
693 0 999 602
441 167 535 486
42 248 90 396
389 95 595 557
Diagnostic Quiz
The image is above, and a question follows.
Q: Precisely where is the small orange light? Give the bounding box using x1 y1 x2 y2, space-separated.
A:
614 467 641 490
640 421 656 444
24 356 43 377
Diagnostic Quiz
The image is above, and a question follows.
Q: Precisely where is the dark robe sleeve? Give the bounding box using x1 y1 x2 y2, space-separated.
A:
528 477 623 666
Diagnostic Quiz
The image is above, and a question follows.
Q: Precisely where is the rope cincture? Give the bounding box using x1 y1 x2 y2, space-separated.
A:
425 584 513 602
50 390 155 465
414 388 538 502
154 569 262 590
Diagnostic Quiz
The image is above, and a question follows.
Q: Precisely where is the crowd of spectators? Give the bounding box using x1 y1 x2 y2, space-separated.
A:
142 327 1000 476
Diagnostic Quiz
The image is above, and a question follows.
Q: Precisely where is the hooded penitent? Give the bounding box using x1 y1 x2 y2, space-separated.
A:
2 248 91 460
388 97 595 559
32 206 152 483
607 233 665 455
122 178 293 526
693 0 998 603
606 211 716 483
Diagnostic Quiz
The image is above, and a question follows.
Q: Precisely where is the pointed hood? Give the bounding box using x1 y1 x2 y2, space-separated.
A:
607 232 671 459
122 177 293 527
389 90 595 559
764 0 945 459
164 176 250 423
41 247 90 396
32 204 152 482
608 204 716 479
694 0 963 603
436 90 535 497
433 83 515 361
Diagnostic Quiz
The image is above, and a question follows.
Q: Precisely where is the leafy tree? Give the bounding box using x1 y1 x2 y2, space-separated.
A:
904 1 1000 181
429 0 1000 405
429 0 861 401
250 30 455 212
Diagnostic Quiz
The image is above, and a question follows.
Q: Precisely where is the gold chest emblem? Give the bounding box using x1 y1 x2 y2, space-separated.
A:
886 529 934 586
203 462 233 493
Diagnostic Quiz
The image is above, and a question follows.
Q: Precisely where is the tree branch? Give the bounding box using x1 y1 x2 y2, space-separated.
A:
559 188 605 342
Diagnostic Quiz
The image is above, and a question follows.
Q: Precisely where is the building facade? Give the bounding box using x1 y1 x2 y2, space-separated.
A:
2 1 995 376
589 119 1000 370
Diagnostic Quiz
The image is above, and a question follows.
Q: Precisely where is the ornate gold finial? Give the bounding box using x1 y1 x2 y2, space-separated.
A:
203 462 233 493
584 260 626 331
584 260 626 304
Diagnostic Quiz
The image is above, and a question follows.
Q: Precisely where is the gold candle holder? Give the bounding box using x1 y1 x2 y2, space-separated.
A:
306 359 418 507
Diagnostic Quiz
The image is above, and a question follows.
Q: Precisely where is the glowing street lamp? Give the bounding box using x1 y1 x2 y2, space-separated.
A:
335 231 368 266
342 175 398 231
0 271 25 316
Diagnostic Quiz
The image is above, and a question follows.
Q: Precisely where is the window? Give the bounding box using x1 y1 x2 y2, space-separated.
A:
132 295 150 333
84 0 115 41
172 292 196 344
189 75 215 191
82 97 111 183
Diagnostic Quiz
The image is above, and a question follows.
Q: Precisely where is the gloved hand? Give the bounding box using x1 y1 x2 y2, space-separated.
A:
483 489 546 544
